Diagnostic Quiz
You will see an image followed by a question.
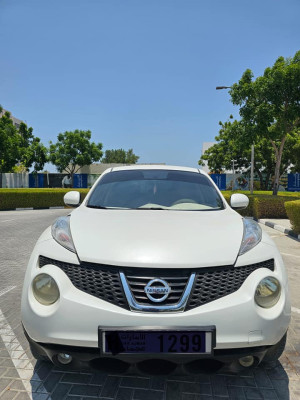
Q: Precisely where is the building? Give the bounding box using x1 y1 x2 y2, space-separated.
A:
73 163 166 175
201 142 216 173
0 109 23 129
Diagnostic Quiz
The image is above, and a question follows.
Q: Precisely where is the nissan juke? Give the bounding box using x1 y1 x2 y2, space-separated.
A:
21 165 290 373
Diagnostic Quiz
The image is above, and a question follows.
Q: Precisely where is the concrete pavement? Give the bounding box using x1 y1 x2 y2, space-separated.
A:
259 219 300 240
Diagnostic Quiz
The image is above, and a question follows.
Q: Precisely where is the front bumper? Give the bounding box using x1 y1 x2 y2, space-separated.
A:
21 235 291 355
24 326 272 373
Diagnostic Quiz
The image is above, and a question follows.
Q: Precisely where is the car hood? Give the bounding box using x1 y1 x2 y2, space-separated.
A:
70 207 244 268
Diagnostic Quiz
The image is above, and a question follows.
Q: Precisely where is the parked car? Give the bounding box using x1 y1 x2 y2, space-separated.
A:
21 165 290 373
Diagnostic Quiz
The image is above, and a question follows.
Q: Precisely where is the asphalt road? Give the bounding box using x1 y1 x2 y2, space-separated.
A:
0 209 299 400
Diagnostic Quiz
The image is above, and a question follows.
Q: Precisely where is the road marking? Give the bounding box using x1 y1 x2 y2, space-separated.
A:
0 309 51 399
0 287 51 399
1 219 16 223
0 285 16 297
292 307 300 315
281 252 300 259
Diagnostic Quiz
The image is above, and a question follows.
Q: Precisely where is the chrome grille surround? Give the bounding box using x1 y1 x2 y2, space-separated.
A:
126 274 190 305
121 272 196 312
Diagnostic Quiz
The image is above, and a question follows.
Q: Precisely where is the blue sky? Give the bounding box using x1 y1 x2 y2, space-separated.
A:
0 0 299 171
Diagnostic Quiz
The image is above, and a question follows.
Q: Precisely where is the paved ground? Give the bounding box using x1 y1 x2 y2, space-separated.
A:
259 219 300 241
260 219 292 230
0 209 299 400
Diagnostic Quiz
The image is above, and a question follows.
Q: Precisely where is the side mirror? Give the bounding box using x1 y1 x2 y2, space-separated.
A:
64 191 81 207
230 193 249 210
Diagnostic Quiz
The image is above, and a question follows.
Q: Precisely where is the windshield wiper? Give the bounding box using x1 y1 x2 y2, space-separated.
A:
86 205 108 209
137 207 166 210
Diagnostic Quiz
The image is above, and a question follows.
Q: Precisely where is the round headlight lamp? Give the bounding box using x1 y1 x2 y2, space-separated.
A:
255 277 281 308
32 274 60 305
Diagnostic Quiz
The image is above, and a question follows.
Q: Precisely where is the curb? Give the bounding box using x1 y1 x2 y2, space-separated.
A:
258 219 300 240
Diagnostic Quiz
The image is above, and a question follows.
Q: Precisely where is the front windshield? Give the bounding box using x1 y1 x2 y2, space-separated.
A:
87 169 224 211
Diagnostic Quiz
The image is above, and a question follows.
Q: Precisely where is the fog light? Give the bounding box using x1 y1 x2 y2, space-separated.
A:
57 353 72 365
32 274 60 305
255 277 281 308
239 356 254 367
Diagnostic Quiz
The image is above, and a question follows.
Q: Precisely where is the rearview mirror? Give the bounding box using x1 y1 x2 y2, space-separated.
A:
230 193 249 210
64 191 81 207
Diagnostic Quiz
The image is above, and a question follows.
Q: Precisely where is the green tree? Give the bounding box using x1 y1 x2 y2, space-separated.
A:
102 148 139 164
229 50 300 195
12 163 28 173
18 122 48 172
199 118 300 190
199 119 273 189
0 106 47 173
0 107 20 172
49 130 103 181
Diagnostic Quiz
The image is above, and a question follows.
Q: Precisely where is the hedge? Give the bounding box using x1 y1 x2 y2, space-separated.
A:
285 200 300 234
0 189 89 210
224 191 300 218
223 193 299 218
222 190 300 198
252 196 299 219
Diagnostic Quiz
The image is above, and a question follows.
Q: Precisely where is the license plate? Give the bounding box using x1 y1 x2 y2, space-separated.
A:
100 329 214 355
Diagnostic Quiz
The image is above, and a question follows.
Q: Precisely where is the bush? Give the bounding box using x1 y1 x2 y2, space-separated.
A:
223 193 299 218
285 200 300 234
222 190 300 198
0 189 89 210
252 196 299 219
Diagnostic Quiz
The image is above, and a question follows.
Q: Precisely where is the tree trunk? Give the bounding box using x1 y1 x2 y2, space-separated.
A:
265 173 271 191
70 172 74 188
271 136 287 195
273 162 280 195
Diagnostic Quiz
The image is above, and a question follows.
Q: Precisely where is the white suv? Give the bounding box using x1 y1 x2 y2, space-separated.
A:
21 165 290 373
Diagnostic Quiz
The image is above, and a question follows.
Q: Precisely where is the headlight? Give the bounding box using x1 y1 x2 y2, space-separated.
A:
32 274 60 305
255 277 281 308
51 216 75 252
239 218 262 255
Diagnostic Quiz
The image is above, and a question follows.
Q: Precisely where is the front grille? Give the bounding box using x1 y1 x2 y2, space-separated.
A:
185 259 274 311
126 274 190 306
39 256 129 310
39 256 274 312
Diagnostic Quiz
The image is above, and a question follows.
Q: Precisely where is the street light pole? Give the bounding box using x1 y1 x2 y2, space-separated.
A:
216 86 232 90
232 159 236 175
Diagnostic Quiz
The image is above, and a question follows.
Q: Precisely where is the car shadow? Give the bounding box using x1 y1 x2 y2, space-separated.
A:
28 359 290 400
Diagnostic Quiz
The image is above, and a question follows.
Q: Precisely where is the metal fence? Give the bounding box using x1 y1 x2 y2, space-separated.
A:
210 173 300 192
1 173 94 189
1 172 299 191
